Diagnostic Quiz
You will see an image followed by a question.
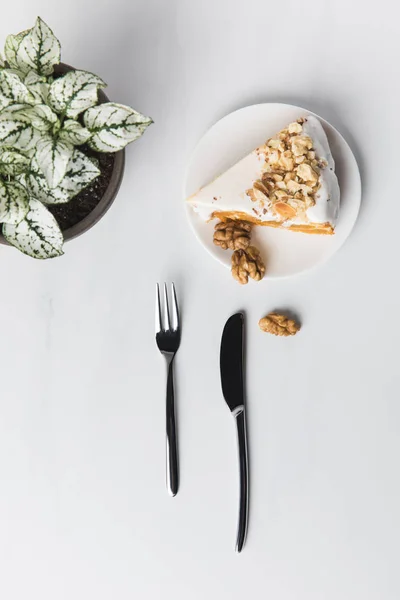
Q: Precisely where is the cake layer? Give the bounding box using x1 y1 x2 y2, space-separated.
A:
212 211 334 234
187 115 340 234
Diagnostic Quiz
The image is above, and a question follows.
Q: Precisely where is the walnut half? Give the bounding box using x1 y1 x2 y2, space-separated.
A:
259 313 300 336
231 246 266 285
213 219 252 251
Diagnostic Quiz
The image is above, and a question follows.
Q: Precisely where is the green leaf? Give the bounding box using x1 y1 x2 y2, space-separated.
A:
27 148 100 204
24 70 49 104
83 102 152 152
3 197 64 259
0 150 30 175
59 119 91 145
48 69 106 118
36 136 73 188
6 18 61 76
0 179 29 224
0 104 39 150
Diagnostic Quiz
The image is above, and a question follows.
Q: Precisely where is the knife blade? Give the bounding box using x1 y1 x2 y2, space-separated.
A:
220 312 249 552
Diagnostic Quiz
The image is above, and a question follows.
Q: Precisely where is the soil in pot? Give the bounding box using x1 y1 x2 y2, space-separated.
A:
47 146 115 232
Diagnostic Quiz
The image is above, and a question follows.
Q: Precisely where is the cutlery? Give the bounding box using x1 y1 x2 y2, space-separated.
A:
220 312 249 552
156 283 180 496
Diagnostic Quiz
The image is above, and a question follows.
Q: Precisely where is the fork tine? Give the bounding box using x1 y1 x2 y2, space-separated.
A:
163 283 170 331
171 283 179 331
155 283 162 333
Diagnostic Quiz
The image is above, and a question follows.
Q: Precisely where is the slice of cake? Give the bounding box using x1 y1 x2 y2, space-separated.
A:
187 115 340 234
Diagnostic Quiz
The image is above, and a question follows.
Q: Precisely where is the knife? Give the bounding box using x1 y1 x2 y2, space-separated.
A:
220 312 249 553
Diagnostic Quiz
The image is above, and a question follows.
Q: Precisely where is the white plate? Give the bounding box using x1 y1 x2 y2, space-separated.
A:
184 103 361 279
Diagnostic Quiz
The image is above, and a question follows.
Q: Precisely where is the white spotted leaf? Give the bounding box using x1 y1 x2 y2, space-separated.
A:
0 69 35 107
4 29 30 70
36 136 73 188
0 104 40 150
0 150 30 176
3 197 64 258
0 94 11 111
58 148 100 197
83 102 152 152
26 149 99 204
22 167 69 205
48 70 106 118
27 104 58 132
24 71 49 104
59 119 91 145
0 179 29 224
6 18 60 76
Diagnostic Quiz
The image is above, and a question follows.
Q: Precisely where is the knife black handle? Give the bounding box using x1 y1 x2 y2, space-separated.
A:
166 358 179 496
234 407 249 552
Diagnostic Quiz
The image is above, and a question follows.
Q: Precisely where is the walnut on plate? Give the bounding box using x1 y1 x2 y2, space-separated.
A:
231 245 266 285
213 219 252 251
259 313 300 336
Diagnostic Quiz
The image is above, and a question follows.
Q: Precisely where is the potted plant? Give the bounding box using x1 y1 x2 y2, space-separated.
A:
0 17 152 259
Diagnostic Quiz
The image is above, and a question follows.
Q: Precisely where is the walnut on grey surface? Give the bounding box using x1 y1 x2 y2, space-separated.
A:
213 219 252 251
259 313 300 336
231 245 266 285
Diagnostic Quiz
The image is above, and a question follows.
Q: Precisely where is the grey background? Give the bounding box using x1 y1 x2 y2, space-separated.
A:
0 1 398 599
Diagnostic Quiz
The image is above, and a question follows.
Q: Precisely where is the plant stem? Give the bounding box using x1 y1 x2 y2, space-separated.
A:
59 110 67 128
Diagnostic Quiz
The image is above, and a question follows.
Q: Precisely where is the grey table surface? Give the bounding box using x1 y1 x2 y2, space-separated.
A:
0 1 398 599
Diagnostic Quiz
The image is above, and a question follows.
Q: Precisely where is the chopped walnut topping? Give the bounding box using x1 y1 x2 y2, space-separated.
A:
287 179 302 193
246 188 256 202
274 202 297 219
291 136 313 156
284 172 295 182
231 246 266 285
252 181 270 204
259 313 300 336
288 122 303 134
213 219 252 251
267 138 285 152
296 163 318 184
251 119 323 221
279 152 294 171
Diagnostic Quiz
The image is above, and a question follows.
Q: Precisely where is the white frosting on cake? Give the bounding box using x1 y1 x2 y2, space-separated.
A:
187 115 340 229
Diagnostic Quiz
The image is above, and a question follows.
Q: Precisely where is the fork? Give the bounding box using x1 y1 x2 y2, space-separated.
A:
156 283 181 497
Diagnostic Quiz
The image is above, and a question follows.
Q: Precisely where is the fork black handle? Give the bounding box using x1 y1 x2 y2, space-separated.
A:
166 358 179 496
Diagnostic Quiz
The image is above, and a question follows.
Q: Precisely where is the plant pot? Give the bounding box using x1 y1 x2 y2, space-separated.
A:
0 62 125 246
